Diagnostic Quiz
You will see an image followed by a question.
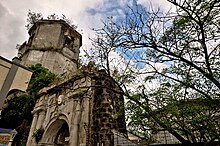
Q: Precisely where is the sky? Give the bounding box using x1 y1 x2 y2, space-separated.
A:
0 0 172 60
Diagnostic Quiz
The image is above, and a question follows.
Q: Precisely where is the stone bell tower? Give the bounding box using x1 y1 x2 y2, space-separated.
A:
18 20 82 75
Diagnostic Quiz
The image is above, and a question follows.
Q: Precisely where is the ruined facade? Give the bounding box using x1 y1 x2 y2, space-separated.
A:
18 20 133 146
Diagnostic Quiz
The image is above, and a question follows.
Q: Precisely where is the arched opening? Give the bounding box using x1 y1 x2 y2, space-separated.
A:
42 119 70 146
54 122 70 146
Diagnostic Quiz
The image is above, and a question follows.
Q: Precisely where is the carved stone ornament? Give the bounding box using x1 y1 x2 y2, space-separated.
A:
58 95 64 105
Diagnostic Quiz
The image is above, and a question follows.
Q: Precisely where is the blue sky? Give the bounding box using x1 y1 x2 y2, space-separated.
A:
0 0 172 60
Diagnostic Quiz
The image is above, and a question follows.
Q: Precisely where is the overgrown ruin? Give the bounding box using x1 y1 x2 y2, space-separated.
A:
18 20 136 146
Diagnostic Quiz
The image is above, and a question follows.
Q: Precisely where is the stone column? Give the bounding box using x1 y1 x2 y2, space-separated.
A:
83 96 91 146
35 110 46 130
26 112 38 146
69 100 82 146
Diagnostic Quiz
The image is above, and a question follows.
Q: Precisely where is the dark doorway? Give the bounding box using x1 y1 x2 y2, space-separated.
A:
54 122 70 146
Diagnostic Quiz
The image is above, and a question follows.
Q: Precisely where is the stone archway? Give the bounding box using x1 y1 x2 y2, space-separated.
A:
54 122 69 146
41 119 70 146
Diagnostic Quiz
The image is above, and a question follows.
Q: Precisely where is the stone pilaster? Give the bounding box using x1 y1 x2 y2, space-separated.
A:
69 100 82 146
26 112 38 146
35 110 46 130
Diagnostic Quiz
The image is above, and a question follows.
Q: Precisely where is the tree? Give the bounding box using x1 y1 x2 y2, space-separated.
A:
91 0 220 144
25 10 77 30
25 10 43 30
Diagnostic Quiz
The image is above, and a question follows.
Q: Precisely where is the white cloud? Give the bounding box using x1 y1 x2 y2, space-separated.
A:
0 2 23 59
137 0 175 12
0 0 174 60
0 0 135 60
0 0 106 60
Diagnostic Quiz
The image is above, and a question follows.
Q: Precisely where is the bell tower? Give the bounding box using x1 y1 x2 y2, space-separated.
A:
18 20 82 75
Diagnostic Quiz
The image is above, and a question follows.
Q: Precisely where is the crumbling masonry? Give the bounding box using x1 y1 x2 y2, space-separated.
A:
18 20 133 146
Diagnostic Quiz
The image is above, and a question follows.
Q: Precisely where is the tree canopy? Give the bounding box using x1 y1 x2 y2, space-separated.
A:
91 0 220 144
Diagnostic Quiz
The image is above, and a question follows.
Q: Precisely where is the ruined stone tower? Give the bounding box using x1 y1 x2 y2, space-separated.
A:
20 20 132 146
18 20 82 75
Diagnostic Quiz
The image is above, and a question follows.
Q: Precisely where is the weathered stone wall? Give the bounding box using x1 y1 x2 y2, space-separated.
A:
27 20 81 51
90 70 127 146
20 50 78 75
19 20 82 75
26 74 92 146
26 65 127 146
31 23 62 49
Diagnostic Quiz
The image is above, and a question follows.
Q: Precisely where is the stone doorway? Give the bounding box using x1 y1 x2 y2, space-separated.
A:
41 119 70 146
